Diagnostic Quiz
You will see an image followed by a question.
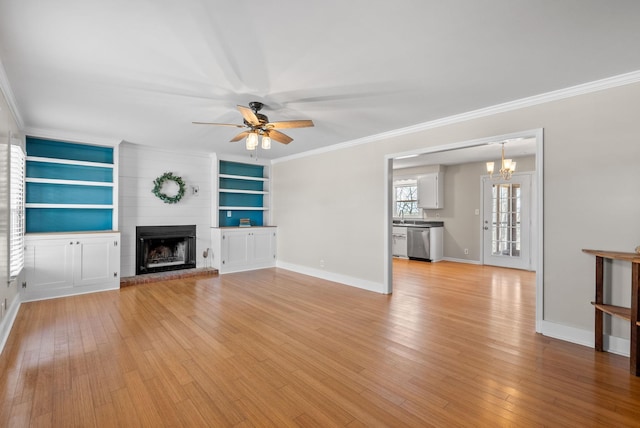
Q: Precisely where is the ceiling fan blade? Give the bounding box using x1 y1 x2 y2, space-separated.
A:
230 131 251 142
192 121 245 128
267 120 314 129
268 130 293 145
237 105 260 126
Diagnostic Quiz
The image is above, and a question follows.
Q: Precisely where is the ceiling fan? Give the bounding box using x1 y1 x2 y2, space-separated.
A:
193 101 314 150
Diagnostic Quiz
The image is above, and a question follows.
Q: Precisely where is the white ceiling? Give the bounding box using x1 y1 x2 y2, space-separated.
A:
1 1 640 160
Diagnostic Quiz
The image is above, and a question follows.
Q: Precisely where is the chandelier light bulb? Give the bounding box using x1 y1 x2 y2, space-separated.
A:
261 135 271 150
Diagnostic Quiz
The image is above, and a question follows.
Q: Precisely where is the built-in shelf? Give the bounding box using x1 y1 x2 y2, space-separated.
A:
26 177 114 187
219 173 267 182
26 137 115 233
27 155 114 169
26 203 115 209
218 189 268 195
218 160 269 227
219 206 268 211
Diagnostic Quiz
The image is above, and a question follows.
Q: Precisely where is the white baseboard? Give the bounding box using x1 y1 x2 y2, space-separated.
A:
442 257 482 265
0 293 21 355
540 320 629 357
276 261 386 294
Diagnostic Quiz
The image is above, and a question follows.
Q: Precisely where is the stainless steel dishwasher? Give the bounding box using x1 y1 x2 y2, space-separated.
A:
407 227 430 261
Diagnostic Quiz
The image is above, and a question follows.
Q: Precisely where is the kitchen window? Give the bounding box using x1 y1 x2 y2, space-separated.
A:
393 179 420 218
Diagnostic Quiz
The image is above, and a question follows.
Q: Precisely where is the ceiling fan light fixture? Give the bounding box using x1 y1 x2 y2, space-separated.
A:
261 135 271 150
246 132 258 150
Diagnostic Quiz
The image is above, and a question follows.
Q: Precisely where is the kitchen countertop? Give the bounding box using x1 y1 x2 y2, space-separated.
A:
392 220 444 227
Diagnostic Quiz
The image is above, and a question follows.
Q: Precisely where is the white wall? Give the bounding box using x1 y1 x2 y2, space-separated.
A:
118 143 213 277
272 82 640 347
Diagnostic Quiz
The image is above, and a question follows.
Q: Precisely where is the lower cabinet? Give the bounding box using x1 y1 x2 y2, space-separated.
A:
211 227 276 274
24 232 120 301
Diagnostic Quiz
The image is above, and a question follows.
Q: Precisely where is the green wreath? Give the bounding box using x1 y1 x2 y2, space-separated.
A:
152 172 185 204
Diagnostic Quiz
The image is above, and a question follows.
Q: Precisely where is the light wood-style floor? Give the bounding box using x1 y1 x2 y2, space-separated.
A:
2 260 640 427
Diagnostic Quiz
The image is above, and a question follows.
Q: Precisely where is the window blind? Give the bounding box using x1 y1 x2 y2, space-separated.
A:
10 144 25 279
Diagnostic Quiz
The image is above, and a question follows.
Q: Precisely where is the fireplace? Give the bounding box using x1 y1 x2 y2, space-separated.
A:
136 225 196 275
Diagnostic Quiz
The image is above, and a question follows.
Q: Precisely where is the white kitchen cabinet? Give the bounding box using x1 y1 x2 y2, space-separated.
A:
24 232 121 301
418 172 444 209
211 227 277 274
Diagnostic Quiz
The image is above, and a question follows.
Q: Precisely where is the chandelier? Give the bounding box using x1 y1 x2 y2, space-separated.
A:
486 142 516 180
245 131 271 151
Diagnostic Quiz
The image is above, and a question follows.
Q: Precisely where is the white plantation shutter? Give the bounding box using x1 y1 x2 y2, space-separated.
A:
9 144 25 279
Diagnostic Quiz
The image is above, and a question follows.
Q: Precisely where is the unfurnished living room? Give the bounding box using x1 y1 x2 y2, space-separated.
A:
1 1 640 427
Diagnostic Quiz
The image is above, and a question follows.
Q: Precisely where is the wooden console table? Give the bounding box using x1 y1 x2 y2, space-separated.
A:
582 249 640 376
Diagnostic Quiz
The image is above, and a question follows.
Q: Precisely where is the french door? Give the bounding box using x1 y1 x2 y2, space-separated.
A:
482 173 532 270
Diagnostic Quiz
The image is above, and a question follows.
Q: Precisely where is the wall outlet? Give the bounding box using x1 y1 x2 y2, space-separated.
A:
227 211 232 218
464 249 469 255
435 212 440 218
475 209 480 215
320 259 325 269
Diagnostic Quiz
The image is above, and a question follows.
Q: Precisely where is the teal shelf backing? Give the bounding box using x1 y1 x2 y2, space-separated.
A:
26 208 113 233
27 182 113 205
26 137 114 164
27 161 113 182
219 192 263 208
219 210 263 227
26 136 115 232
219 161 264 178
219 177 264 192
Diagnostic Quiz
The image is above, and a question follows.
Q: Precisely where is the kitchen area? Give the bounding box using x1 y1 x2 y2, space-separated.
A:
391 166 444 262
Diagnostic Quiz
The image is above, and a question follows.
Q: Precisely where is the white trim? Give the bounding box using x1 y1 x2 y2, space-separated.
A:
277 261 386 294
0 58 24 128
25 128 123 148
539 320 629 357
0 293 21 355
442 257 482 265
274 70 640 164
21 283 120 303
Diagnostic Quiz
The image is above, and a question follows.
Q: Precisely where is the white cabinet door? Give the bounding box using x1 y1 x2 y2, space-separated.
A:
74 237 119 288
222 230 250 270
418 173 443 209
25 239 74 291
24 232 120 301
251 229 276 265
215 228 277 273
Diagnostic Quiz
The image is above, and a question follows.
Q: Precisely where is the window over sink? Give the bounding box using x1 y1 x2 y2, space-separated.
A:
393 179 420 218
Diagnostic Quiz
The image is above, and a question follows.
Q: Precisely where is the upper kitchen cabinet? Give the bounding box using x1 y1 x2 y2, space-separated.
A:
418 172 444 209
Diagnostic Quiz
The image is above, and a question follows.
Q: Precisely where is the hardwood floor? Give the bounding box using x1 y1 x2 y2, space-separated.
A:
2 260 640 427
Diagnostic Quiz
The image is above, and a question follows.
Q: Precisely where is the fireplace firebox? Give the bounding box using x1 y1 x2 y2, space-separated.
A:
136 225 196 275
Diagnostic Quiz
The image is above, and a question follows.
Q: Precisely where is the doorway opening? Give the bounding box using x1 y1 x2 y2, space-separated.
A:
384 129 543 332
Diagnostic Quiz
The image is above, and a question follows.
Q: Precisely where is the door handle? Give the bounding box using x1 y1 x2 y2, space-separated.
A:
484 226 489 230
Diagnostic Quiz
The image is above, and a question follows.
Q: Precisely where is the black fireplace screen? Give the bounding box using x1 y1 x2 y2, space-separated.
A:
136 225 196 275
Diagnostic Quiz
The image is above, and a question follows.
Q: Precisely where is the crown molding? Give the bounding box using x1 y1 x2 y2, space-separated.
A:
0 58 25 129
273 70 640 164
24 127 123 147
